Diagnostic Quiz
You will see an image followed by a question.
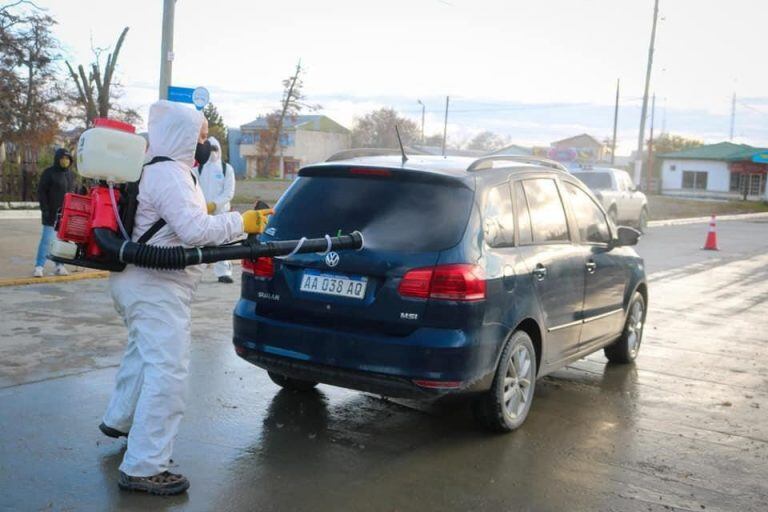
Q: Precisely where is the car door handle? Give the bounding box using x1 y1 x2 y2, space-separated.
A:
586 260 597 274
532 264 547 281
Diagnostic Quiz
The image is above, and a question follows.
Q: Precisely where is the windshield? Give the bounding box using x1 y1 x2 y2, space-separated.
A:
269 175 474 252
573 172 613 190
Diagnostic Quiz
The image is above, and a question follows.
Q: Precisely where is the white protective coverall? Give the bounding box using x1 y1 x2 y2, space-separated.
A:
103 100 244 477
196 136 236 278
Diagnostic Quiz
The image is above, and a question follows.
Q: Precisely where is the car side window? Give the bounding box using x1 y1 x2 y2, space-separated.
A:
563 182 611 244
521 178 570 244
514 181 533 245
483 183 515 247
614 173 625 191
620 172 634 192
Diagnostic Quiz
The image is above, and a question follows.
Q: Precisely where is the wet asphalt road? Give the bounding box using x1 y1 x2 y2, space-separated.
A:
1 219 767 512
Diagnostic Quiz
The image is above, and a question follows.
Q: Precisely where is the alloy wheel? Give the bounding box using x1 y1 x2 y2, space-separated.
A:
626 300 644 357
503 344 534 419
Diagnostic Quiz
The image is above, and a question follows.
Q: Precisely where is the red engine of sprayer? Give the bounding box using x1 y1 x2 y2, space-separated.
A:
57 186 121 259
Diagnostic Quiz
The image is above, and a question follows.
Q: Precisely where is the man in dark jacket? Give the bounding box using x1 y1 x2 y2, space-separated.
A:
34 148 75 277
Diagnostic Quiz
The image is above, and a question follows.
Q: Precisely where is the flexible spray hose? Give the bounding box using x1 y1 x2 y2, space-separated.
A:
108 183 130 241
92 228 364 271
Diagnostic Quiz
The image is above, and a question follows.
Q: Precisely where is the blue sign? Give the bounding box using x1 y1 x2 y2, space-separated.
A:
752 152 768 163
167 86 195 104
167 86 209 110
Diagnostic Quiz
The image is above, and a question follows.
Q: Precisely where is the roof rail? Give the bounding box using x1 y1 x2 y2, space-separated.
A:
467 155 570 173
325 147 427 162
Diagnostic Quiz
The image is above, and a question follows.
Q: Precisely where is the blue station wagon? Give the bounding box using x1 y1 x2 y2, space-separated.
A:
233 155 647 431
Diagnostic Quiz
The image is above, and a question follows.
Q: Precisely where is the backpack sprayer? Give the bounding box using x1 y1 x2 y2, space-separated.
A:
48 118 362 272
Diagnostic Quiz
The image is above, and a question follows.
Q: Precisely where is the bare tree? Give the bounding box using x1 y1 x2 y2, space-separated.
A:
65 26 139 128
350 108 420 149
0 1 62 199
258 61 319 177
466 131 505 152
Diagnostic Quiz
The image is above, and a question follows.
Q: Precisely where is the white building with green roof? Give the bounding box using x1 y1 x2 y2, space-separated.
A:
659 142 768 201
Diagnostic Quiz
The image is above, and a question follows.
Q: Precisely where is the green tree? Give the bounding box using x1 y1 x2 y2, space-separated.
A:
203 102 228 161
65 26 139 129
652 133 703 154
350 108 420 148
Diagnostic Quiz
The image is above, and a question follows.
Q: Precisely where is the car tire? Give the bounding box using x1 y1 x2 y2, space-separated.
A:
473 331 537 432
638 207 649 233
604 292 646 364
267 371 318 391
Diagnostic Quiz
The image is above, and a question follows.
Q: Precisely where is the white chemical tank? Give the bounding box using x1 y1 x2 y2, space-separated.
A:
77 118 146 183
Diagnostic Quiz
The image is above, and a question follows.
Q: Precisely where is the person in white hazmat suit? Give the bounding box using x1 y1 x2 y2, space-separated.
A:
196 136 237 283
99 100 270 496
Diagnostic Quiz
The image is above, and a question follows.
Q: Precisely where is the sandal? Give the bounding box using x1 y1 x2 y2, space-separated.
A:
99 422 128 439
118 471 190 496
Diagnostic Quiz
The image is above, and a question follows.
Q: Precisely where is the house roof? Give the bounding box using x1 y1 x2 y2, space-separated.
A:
411 145 486 157
488 144 533 156
240 115 349 134
551 133 604 147
657 142 768 162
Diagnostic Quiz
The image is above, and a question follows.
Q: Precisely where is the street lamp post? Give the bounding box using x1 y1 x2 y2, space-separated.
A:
417 99 425 144
159 0 176 100
635 0 660 186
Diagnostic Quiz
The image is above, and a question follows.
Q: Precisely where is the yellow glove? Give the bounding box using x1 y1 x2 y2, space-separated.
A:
242 208 274 234
206 202 216 214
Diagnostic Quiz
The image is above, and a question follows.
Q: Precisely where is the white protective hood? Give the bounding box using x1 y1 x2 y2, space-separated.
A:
208 136 222 164
147 100 203 167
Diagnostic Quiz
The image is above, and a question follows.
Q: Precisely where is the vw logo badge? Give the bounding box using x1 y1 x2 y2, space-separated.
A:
325 252 340 268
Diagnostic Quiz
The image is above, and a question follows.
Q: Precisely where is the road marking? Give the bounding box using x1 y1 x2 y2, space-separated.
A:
648 211 768 227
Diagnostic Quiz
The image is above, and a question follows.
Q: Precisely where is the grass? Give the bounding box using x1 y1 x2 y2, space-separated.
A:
648 195 768 220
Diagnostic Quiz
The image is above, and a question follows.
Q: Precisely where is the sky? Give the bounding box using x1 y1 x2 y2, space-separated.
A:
38 0 768 154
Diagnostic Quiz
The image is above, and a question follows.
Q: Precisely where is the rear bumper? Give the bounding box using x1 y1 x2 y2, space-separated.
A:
233 298 498 398
237 348 449 399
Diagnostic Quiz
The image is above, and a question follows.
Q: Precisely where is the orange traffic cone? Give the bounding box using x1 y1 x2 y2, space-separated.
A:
702 214 719 251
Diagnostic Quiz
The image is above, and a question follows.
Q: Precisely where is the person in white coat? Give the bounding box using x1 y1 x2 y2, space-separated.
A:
99 100 270 496
196 136 237 283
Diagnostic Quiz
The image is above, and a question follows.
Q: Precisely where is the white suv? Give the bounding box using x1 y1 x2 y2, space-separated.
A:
572 168 649 231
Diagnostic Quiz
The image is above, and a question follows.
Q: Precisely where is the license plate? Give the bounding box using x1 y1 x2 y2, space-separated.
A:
300 270 368 300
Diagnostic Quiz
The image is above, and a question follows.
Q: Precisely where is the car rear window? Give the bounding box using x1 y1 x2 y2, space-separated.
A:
270 175 474 252
574 172 613 190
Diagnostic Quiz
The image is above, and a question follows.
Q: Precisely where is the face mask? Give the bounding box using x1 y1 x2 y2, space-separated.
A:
195 141 212 165
59 156 71 169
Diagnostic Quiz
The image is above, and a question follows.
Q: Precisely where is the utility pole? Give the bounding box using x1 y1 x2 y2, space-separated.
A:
729 92 736 141
417 99 425 145
611 78 620 165
646 93 656 193
442 96 450 157
634 0 660 185
159 0 176 100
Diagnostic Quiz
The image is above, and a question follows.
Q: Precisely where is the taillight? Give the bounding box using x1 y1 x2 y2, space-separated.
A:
398 268 433 299
242 257 274 279
398 264 485 301
350 167 391 177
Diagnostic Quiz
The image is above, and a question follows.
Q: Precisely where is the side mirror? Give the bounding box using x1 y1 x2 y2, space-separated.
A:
612 226 641 247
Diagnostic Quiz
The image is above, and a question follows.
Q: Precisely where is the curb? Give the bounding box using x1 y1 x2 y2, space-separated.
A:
0 210 40 220
0 271 109 287
647 211 768 227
